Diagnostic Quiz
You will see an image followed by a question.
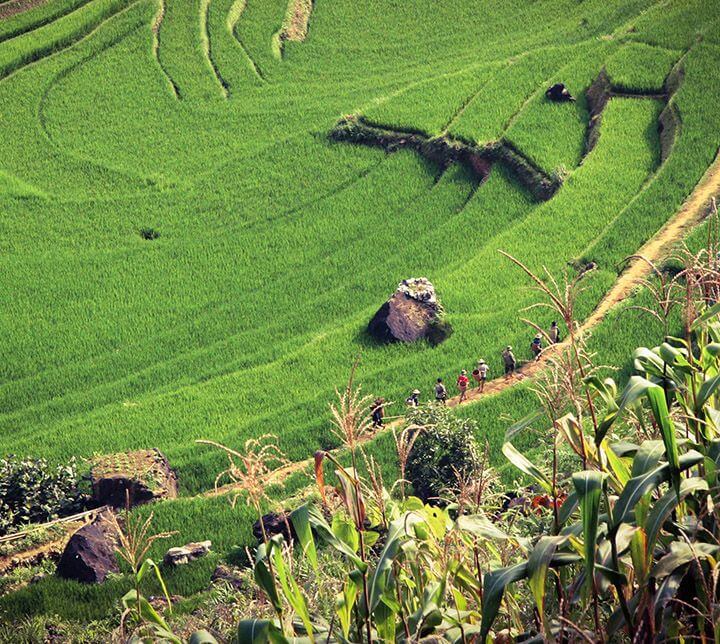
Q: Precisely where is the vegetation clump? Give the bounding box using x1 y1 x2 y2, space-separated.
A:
404 404 481 503
0 456 86 536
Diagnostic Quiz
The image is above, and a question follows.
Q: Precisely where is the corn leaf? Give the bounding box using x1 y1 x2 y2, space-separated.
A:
572 470 607 592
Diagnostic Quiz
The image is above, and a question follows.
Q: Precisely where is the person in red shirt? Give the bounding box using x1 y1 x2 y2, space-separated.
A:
457 369 469 403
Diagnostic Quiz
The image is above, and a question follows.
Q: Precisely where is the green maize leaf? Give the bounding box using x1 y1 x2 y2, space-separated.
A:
253 537 282 613
558 492 579 526
137 558 172 613
121 590 179 642
613 450 703 530
697 374 720 413
658 342 692 372
289 503 318 572
407 580 445 636
572 470 607 592
527 535 568 616
646 477 708 552
479 562 528 641
368 511 423 612
236 619 290 644
504 408 544 443
691 300 720 330
189 631 219 644
272 542 314 637
456 511 512 540
334 467 366 530
644 384 681 496
603 438 631 487
307 504 367 572
336 569 361 639
653 542 719 579
632 349 679 382
332 512 360 553
502 441 552 492
631 440 665 477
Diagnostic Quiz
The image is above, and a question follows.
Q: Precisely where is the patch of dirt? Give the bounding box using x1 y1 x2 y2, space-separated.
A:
279 0 312 43
0 0 48 19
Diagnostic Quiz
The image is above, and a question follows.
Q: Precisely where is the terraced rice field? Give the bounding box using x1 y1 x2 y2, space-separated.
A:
1 0 719 495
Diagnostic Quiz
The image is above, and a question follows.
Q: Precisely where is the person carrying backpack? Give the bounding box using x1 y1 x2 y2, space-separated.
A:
549 321 560 344
371 398 384 429
472 359 489 392
435 378 447 404
457 369 469 403
502 346 516 379
531 333 543 361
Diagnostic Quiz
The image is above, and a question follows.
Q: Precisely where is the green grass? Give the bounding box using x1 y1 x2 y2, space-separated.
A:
0 0 720 622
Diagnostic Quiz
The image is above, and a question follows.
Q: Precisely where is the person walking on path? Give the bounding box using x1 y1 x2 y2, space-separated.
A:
502 346 516 379
472 359 489 392
371 397 384 429
406 389 421 407
531 333 543 361
457 369 469 403
549 321 560 344
435 378 447 404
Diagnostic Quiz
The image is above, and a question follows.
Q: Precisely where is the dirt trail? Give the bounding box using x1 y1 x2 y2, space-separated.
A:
204 150 720 498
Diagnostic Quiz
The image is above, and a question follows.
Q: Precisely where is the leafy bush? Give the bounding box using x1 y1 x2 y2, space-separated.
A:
404 404 481 502
0 456 86 536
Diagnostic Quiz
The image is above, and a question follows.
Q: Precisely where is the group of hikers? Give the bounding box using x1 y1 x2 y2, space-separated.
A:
369 321 562 429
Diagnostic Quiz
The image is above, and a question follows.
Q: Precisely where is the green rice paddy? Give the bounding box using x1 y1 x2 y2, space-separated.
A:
1 0 720 620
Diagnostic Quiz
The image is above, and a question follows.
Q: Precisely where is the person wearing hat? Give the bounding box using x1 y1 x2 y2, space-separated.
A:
406 389 421 407
502 346 516 379
457 369 469 403
531 333 543 361
472 359 489 392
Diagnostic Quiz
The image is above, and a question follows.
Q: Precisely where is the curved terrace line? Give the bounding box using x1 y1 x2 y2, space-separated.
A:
151 0 179 98
0 0 139 85
0 0 93 44
200 0 228 98
226 0 265 82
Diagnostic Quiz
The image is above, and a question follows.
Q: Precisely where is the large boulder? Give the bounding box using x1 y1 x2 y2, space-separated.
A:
368 278 450 344
56 513 118 583
90 448 178 508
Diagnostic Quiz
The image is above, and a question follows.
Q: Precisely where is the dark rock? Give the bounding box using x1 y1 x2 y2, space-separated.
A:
545 82 575 102
56 514 118 583
211 564 245 590
90 448 178 508
163 540 211 566
368 278 449 344
252 511 296 543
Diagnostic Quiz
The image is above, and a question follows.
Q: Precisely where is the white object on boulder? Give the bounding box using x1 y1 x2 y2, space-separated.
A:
163 540 212 566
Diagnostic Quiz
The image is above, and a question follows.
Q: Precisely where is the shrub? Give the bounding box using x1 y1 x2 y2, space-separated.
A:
404 404 481 502
0 456 86 536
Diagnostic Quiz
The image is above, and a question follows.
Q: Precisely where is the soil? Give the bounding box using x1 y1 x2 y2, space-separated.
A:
0 0 48 19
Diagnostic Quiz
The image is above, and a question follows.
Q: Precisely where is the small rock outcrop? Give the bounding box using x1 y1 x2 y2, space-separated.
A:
163 541 211 566
56 514 118 583
545 83 575 102
90 448 178 508
252 511 296 543
368 278 451 345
